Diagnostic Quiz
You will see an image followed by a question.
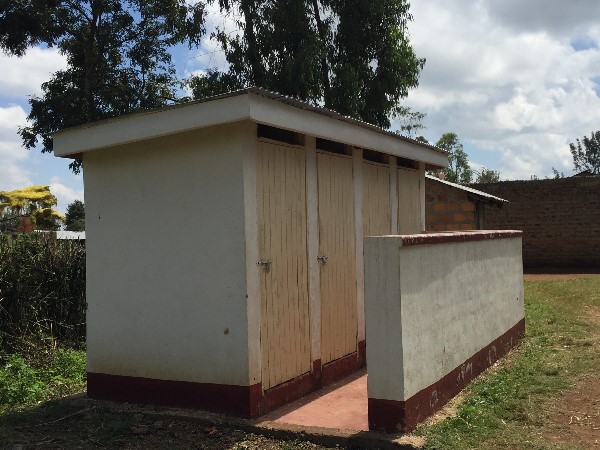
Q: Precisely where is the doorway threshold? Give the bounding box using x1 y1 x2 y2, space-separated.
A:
259 368 368 431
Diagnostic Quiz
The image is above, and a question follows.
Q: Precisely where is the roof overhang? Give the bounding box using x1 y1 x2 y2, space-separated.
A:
53 88 448 169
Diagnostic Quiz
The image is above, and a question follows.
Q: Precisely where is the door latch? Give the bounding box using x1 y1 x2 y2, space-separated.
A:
317 255 328 264
257 259 272 272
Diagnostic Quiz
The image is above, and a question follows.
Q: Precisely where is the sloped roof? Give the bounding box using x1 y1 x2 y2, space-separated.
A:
53 87 448 170
426 174 508 205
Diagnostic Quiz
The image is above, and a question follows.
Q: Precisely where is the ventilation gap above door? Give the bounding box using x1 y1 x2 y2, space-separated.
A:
397 157 418 170
257 124 302 146
316 138 351 155
363 149 389 164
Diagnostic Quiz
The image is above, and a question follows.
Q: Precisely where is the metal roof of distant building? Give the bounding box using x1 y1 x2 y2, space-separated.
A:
426 174 508 204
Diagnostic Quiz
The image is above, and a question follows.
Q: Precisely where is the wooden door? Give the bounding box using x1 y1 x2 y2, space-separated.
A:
398 167 422 234
257 140 311 390
317 151 357 364
362 161 391 236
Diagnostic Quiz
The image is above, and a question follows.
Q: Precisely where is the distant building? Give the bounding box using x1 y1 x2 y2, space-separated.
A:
425 175 507 231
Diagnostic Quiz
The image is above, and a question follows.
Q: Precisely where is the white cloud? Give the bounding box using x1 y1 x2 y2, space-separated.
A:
182 3 240 76
0 104 32 189
0 47 68 99
402 0 600 179
49 180 84 215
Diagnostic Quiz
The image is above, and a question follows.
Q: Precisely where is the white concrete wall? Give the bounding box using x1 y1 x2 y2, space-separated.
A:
365 234 524 401
84 123 251 386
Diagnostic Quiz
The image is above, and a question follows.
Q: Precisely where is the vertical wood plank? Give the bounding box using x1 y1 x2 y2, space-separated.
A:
317 152 357 365
257 141 310 389
362 161 391 236
398 167 422 234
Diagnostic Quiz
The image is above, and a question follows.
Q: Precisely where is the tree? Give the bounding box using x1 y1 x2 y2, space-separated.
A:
435 132 473 185
0 186 65 232
65 200 85 231
190 0 425 130
569 130 600 174
0 1 205 173
475 167 500 183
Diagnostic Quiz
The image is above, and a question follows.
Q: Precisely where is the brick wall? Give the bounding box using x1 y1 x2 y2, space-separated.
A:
425 178 478 231
471 177 600 269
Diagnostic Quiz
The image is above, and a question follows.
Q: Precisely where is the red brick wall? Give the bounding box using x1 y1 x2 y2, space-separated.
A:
471 177 600 269
425 178 478 231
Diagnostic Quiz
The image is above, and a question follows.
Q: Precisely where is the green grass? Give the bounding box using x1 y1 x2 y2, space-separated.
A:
0 345 86 413
418 276 600 450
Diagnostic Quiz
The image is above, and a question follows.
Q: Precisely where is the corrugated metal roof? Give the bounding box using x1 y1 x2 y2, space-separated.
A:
54 86 447 157
425 174 508 204
56 231 86 240
243 87 447 156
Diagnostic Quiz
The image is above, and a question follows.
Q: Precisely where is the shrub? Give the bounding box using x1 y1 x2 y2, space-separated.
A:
0 348 87 409
0 355 45 406
0 233 86 352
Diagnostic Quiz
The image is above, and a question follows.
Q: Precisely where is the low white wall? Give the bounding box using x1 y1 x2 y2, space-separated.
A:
85 123 251 386
365 232 524 402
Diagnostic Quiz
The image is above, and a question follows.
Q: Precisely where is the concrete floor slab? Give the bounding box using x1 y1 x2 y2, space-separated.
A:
260 369 369 431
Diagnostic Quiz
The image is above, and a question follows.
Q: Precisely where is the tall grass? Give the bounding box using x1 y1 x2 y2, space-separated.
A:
0 233 86 353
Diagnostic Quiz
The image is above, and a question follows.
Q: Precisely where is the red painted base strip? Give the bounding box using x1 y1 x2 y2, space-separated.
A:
87 372 260 418
368 318 525 433
88 340 367 419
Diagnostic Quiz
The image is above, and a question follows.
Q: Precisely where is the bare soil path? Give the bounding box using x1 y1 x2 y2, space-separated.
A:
544 304 600 448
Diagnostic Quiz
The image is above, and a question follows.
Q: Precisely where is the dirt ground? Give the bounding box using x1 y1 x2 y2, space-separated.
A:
0 398 334 450
544 304 600 448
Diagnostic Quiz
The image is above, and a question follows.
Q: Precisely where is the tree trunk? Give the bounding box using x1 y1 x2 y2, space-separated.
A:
83 9 99 120
240 0 265 87
311 0 332 107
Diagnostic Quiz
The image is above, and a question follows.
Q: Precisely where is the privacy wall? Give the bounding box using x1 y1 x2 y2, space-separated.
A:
364 231 525 432
472 177 600 268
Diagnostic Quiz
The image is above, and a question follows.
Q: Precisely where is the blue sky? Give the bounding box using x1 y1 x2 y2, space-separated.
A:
1 0 599 214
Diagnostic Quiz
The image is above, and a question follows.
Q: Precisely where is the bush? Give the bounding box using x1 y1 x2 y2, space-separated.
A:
0 348 87 409
0 355 45 406
0 233 86 352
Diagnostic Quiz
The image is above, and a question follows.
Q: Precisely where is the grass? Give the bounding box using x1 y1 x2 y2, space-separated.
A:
1 277 598 449
0 343 86 414
418 276 600 449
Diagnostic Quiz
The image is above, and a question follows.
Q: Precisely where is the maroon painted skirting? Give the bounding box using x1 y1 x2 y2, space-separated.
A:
368 318 525 433
87 372 260 418
88 340 366 419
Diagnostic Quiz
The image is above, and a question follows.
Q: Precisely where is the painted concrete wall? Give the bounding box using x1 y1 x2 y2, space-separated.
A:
85 123 252 386
365 233 524 402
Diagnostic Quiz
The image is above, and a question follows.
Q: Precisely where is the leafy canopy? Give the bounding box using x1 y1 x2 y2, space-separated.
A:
475 167 500 183
64 200 85 232
190 0 425 130
435 132 473 185
0 186 65 231
569 130 600 174
0 0 206 173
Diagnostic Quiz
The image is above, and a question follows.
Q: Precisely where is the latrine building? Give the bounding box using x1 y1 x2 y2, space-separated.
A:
53 88 448 418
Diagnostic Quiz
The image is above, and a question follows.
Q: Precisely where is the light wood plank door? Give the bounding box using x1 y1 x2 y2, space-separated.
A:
257 141 311 390
398 168 422 234
317 152 357 365
362 161 391 236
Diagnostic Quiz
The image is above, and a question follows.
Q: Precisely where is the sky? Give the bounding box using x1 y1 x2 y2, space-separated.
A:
1 0 599 214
